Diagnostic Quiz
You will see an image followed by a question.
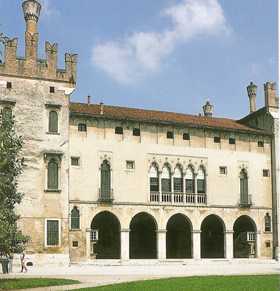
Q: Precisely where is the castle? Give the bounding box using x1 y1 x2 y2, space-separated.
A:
0 0 279 265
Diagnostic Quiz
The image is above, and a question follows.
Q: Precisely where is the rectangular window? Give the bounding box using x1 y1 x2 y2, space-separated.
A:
219 166 227 175
167 131 174 139
186 179 195 193
126 160 135 169
6 82 12 89
78 123 87 132
150 178 159 192
183 133 190 140
50 86 55 93
161 179 171 192
72 241 79 247
258 141 264 147
263 169 270 177
197 179 206 194
133 128 141 136
229 138 236 144
173 178 183 192
91 230 99 241
214 136 221 143
115 126 123 135
46 220 59 246
71 157 80 166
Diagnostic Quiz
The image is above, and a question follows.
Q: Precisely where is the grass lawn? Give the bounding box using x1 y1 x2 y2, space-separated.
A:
0 278 80 290
75 275 279 291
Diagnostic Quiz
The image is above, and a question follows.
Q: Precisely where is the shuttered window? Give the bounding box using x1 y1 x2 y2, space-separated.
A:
161 165 171 193
46 220 59 246
149 164 159 192
197 167 206 194
48 159 59 190
240 169 248 203
265 213 271 232
100 160 111 198
71 207 80 230
185 167 195 193
173 167 183 193
49 111 58 133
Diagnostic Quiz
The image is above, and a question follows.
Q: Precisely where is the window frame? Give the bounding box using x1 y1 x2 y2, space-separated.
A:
71 157 80 167
263 169 270 177
133 128 141 136
48 110 59 134
70 207 80 230
126 160 135 170
44 153 62 193
219 166 227 175
214 136 221 143
166 131 174 139
264 213 272 232
100 160 112 199
183 133 190 141
45 218 61 247
78 123 87 132
115 126 123 135
229 137 236 145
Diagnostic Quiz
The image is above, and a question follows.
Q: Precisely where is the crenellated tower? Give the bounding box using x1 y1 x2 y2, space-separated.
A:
0 0 77 85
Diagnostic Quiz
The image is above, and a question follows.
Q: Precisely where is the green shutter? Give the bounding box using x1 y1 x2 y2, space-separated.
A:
71 207 80 229
47 220 59 246
48 160 58 190
101 161 111 198
49 111 58 133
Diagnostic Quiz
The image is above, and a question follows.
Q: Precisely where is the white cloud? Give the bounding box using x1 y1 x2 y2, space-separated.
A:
40 0 59 18
92 0 229 84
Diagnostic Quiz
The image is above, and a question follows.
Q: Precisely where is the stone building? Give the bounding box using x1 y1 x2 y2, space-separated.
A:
0 1 279 265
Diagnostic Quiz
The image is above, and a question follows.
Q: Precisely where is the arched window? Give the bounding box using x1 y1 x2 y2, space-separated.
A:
161 164 171 193
49 111 58 133
186 166 195 194
265 213 271 232
100 160 111 199
197 167 206 194
71 207 80 230
47 159 59 190
240 169 248 203
173 166 183 193
149 163 159 192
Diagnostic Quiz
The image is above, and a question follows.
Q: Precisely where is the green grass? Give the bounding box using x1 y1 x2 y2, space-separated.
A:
76 275 279 291
0 278 80 290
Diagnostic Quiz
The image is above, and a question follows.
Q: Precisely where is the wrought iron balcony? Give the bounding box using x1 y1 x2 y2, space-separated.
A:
150 192 207 205
98 188 114 203
239 195 252 208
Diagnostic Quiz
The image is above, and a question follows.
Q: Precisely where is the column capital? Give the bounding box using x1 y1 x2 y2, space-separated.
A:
157 229 167 234
192 230 201 234
121 228 130 233
225 230 234 234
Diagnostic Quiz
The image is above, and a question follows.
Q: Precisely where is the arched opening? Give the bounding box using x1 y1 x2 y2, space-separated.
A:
91 211 120 259
233 215 257 258
47 159 59 190
129 212 157 259
71 206 80 230
166 214 192 258
173 166 183 193
201 215 225 258
149 163 159 202
185 166 195 194
197 166 206 194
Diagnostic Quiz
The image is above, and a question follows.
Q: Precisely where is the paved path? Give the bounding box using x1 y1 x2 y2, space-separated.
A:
1 260 279 291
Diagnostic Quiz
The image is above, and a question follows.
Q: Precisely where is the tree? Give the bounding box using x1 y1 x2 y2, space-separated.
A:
0 109 29 257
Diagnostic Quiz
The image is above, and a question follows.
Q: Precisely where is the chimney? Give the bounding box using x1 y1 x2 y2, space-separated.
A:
87 95 91 105
100 102 104 115
264 82 278 109
247 82 257 113
203 100 214 117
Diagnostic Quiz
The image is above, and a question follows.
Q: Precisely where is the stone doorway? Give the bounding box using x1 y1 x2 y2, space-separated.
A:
129 212 157 259
166 214 192 258
201 215 225 258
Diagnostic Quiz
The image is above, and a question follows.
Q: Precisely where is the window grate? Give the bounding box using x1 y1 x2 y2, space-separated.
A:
46 220 59 246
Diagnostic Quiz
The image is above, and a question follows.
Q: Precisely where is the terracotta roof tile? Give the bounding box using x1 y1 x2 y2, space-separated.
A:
70 102 268 135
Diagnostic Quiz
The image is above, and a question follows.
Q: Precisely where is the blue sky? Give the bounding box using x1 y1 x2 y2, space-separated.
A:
0 0 277 118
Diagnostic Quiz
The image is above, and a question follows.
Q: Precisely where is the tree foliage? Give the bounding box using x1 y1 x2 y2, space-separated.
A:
0 110 29 256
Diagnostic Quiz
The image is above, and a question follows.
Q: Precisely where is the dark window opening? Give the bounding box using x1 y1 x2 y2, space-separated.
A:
265 213 271 232
72 241 79 247
46 220 59 246
219 167 227 175
183 133 190 140
71 207 80 230
263 169 270 177
258 141 264 147
240 169 249 206
214 136 221 143
50 86 55 93
115 126 123 135
229 138 236 144
100 160 111 200
173 178 183 193
186 179 195 193
167 131 174 139
78 123 87 132
6 82 12 89
71 157 80 166
150 177 159 192
133 128 140 136
47 159 59 190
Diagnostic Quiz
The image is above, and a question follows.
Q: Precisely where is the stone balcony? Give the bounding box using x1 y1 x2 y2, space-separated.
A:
150 192 207 205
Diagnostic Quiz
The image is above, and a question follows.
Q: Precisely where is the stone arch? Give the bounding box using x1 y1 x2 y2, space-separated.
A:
233 215 257 258
166 213 193 258
129 212 158 259
200 214 225 258
91 211 121 259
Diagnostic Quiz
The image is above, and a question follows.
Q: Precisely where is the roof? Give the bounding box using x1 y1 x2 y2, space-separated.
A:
70 102 270 135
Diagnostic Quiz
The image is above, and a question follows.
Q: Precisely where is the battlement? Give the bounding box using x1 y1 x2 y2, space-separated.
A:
0 0 77 85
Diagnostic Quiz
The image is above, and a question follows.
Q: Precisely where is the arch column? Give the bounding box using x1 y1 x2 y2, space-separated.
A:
225 230 234 259
86 228 92 259
192 230 201 259
256 231 261 258
157 229 167 260
121 229 130 261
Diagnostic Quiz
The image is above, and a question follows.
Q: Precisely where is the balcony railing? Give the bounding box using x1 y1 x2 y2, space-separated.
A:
98 188 114 203
239 194 252 208
150 192 207 205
